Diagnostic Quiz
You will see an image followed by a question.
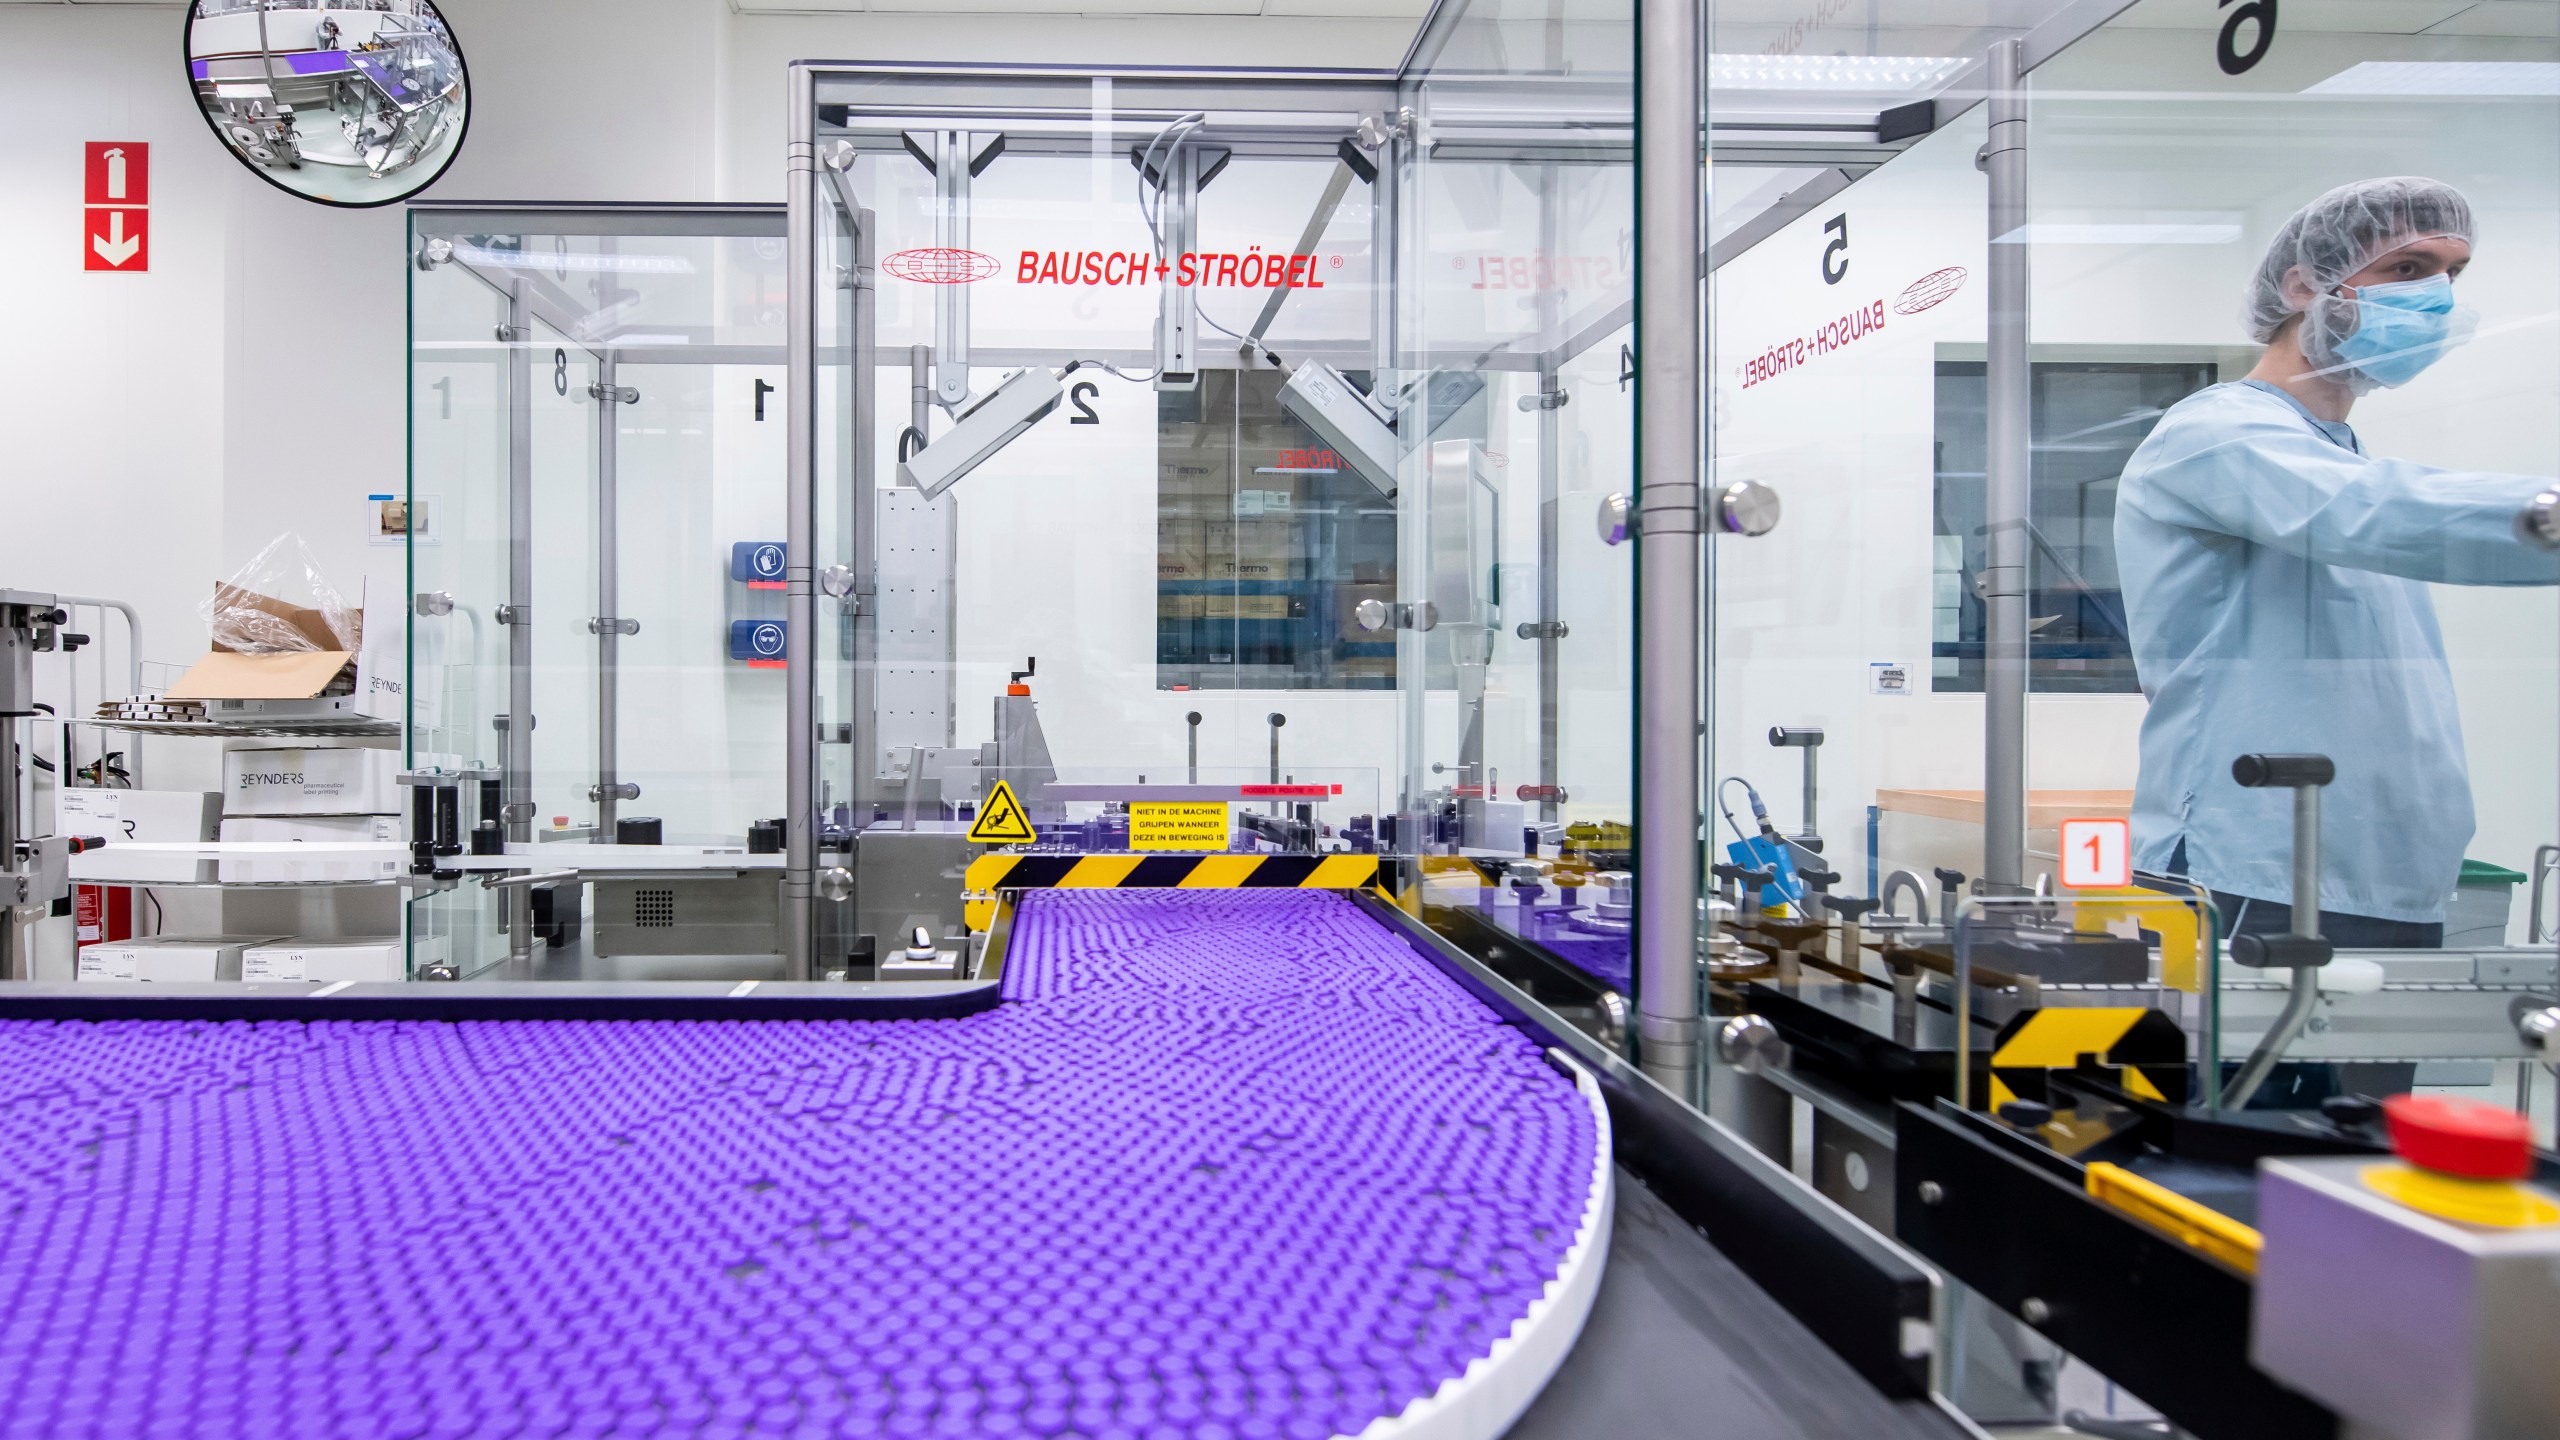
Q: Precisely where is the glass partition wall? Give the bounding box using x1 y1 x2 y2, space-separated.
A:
1702 1 2559 1427
1394 2 1642 1022
405 205 790 979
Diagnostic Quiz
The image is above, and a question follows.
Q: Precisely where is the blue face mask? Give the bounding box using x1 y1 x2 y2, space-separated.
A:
2331 274 2473 388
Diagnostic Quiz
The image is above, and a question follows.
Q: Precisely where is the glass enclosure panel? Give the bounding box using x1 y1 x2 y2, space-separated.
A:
809 68 1421 967
1395 0 1641 1011
2029 1 2560 1126
405 208 789 978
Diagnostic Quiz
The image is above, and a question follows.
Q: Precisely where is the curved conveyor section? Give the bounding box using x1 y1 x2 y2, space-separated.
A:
0 889 1610 1439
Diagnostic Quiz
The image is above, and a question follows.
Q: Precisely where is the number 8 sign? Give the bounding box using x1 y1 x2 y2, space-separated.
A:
2059 817 2132 890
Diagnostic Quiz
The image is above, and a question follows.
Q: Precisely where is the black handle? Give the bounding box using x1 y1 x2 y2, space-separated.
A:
2232 753 2334 789
1010 656 1037 686
1741 868 1776 890
1185 711 1202 726
2229 933 2334 969
1932 866 1967 889
1796 866 1840 892
64 836 109 854
1821 895 1880 920
1711 863 1750 884
1768 726 1825 748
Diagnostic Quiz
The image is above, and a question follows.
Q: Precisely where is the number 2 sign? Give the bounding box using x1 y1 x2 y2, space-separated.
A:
2059 817 2132 890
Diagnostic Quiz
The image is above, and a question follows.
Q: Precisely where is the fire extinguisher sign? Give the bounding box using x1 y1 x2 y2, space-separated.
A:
83 142 150 272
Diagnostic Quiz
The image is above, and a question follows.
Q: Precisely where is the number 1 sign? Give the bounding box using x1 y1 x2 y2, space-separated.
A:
2059 817 2132 890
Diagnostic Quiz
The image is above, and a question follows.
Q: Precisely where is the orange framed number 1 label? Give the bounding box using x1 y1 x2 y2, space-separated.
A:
2059 817 2131 890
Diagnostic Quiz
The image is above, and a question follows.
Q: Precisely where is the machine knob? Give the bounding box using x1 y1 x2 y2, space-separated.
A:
1596 492 1633 547
1822 895 1880 921
1717 1014 1790 1076
1796 867 1840 894
1710 479 1782 537
416 236 454 270
816 867 854 903
2513 999 2560 1064
819 565 857 599
906 926 938 961
1354 598 1389 632
2518 489 2560 551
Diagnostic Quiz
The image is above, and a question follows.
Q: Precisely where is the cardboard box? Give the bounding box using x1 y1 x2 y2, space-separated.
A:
222 746 402 817
240 939 404 984
58 789 222 883
78 935 283 983
165 585 362 704
217 815 404 883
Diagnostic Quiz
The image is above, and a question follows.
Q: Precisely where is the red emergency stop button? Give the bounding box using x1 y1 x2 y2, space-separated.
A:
2383 1094 2533 1181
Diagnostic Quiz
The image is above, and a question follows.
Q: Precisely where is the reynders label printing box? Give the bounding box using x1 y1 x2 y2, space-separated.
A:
216 815 403 883
58 789 222 883
240 939 404 984
78 936 284 983
222 746 401 817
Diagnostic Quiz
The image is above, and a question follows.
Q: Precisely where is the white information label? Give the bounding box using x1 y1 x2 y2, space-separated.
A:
1869 661 1912 696
2058 817 2132 890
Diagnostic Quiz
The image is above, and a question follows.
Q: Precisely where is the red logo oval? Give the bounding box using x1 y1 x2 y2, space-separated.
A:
881 248 998 285
1894 266 1968 315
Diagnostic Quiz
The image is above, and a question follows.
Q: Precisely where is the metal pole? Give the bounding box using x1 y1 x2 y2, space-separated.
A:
0 719 18 980
1981 36 2032 893
848 202 879 826
1634 0 1704 1092
254 0 276 88
505 282 535 965
1801 746 1820 840
595 352 622 834
2291 786 2322 938
1535 164 1564 826
783 64 818 979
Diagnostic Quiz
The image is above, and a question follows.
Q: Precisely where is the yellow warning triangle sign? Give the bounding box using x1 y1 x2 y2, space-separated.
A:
967 780 1038 844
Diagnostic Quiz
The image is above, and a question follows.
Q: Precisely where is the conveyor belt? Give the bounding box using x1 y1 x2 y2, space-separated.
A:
0 889 1608 1439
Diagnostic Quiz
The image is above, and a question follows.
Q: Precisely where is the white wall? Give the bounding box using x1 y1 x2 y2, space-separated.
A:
1711 18 2560 920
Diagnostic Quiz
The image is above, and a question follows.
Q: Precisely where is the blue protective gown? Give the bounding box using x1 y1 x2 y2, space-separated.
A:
2114 380 2560 924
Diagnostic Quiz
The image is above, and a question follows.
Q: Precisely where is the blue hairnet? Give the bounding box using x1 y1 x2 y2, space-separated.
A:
2243 177 2475 343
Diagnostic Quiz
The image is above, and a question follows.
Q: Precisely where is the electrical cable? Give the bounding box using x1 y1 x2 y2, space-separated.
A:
1133 112 1285 370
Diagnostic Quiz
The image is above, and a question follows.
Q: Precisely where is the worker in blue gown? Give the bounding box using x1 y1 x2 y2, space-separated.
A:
2116 177 2560 950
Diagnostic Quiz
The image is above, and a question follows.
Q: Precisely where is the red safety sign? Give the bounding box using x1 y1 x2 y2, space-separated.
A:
85 208 149 272
2058 817 2132 890
84 142 148 205
82 142 150 272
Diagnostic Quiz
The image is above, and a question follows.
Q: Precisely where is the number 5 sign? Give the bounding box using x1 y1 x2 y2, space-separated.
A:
2059 817 2132 890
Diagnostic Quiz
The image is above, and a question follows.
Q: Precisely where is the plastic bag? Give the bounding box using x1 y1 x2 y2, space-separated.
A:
198 532 360 654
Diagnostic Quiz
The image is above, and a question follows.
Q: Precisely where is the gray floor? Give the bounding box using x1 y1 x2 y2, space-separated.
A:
1511 1168 1976 1440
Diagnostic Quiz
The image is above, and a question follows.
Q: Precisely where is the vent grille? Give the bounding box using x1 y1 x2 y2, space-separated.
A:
633 888 676 929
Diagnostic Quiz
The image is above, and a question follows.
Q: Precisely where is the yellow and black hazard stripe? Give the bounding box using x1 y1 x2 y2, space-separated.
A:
963 852 1380 930
1986 1006 2187 1110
